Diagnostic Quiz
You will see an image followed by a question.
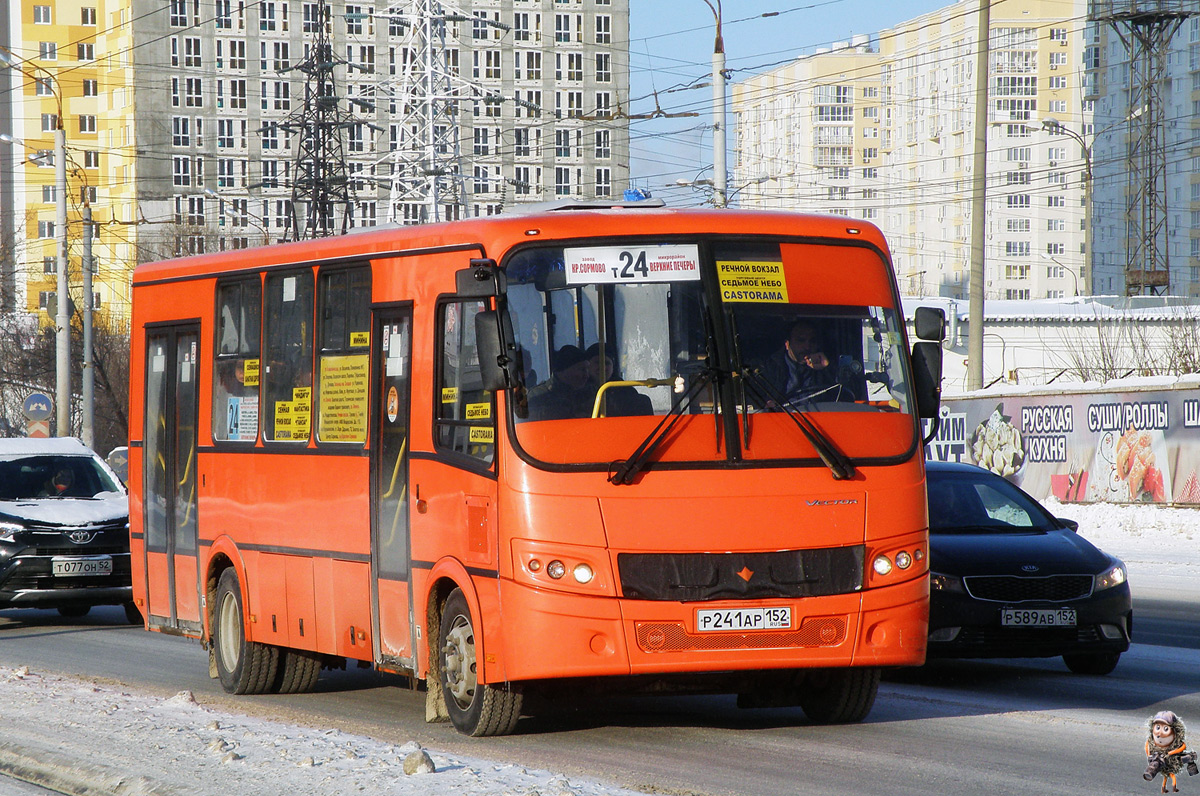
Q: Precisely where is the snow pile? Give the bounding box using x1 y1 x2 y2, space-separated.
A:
0 666 640 796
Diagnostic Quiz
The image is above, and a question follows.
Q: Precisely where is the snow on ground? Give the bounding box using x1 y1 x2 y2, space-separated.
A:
0 501 1195 796
0 665 643 796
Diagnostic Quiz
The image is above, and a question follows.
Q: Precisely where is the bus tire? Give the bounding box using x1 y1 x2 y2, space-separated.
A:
439 588 522 737
214 568 278 695
799 667 879 724
274 648 322 694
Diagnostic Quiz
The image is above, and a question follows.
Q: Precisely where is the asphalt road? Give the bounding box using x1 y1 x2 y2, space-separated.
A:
2 586 1198 796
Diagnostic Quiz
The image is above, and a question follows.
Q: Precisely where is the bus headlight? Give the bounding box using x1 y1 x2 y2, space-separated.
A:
872 555 893 576
573 563 594 584
546 560 566 580
511 539 615 596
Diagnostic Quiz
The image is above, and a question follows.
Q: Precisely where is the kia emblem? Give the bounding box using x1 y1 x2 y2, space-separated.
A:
1021 564 1039 573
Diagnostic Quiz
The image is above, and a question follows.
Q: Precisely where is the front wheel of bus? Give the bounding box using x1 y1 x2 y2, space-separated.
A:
214 568 278 695
799 667 880 724
439 588 522 736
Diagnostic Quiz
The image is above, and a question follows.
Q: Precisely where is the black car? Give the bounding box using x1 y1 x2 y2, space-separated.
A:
925 461 1131 675
0 437 137 621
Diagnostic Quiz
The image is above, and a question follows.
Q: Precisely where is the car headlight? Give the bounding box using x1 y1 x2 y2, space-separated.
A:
0 521 25 544
1094 561 1127 591
929 572 965 594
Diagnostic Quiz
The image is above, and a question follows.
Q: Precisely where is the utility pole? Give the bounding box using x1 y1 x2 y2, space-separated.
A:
702 0 727 208
54 124 70 435
280 0 356 240
1093 1 1192 296
81 202 94 449
967 0 990 391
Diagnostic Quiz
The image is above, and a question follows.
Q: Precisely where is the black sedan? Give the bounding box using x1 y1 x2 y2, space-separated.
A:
925 461 1131 675
0 437 138 621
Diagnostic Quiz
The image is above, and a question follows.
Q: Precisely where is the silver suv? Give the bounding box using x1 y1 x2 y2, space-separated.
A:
0 437 137 621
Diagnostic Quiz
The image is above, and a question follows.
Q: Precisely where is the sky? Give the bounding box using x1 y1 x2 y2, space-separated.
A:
0 496 1194 796
626 0 955 205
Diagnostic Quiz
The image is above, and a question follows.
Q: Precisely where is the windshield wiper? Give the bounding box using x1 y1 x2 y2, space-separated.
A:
738 367 856 481
608 365 717 486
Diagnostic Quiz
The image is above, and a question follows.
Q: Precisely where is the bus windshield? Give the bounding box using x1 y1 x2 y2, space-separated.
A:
504 238 917 468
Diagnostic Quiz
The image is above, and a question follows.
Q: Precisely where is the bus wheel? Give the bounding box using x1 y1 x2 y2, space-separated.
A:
439 588 522 737
214 568 278 695
799 667 879 724
273 648 322 694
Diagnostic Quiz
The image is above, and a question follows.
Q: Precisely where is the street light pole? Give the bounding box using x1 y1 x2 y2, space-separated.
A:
701 0 727 208
1042 118 1092 296
2 48 72 436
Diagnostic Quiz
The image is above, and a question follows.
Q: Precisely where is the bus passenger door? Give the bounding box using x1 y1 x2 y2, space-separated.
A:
142 325 202 633
370 308 415 670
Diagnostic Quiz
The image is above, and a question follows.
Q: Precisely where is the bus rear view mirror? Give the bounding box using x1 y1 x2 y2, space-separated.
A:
456 259 507 297
475 309 519 392
910 341 942 420
914 306 946 342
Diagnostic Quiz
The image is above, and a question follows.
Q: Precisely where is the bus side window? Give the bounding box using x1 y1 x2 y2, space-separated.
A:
316 266 371 445
435 299 495 465
212 277 262 443
263 270 314 443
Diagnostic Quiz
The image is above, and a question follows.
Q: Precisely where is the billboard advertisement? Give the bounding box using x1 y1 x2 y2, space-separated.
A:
925 385 1200 505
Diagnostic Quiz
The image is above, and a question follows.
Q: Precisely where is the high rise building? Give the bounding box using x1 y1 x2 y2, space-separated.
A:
732 0 1092 301
2 0 629 329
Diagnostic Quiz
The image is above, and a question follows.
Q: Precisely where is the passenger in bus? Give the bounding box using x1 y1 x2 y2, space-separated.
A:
759 319 838 406
585 343 653 417
526 345 594 420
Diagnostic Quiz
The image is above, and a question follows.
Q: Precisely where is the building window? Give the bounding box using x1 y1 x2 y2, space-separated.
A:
38 221 55 238
77 43 95 61
596 167 611 197
41 113 58 132
43 257 56 274
185 78 203 107
83 79 98 97
39 42 57 60
555 166 570 196
172 116 191 146
78 115 97 133
173 156 192 186
595 129 610 159
1047 242 1066 255
595 14 611 44
34 5 51 23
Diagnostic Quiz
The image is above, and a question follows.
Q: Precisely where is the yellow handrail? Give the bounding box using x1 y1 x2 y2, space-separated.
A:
591 378 677 418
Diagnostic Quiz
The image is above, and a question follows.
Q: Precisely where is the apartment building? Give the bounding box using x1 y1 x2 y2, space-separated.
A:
2 0 136 325
732 0 1092 301
732 36 882 223
2 0 629 328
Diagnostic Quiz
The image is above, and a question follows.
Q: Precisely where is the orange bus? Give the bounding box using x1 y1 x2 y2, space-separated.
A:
128 204 945 736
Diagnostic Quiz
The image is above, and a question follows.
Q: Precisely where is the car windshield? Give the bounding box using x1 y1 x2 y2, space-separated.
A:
927 471 1059 534
0 455 124 500
503 239 918 467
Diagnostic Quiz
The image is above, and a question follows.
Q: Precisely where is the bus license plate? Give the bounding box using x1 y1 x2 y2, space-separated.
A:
51 556 112 577
696 607 791 633
1001 608 1076 627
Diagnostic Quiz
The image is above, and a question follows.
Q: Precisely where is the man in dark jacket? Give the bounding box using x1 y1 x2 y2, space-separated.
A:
758 320 838 407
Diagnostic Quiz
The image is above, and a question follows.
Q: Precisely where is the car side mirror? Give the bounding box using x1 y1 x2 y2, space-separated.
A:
911 341 942 420
914 306 946 342
1057 517 1079 532
455 259 506 297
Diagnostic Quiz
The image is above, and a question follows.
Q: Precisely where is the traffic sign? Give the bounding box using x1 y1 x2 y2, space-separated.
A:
22 392 53 422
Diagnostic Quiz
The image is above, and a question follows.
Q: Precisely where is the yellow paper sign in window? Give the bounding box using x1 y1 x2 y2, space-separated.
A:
318 354 369 442
350 331 370 347
441 387 459 404
716 261 790 303
464 402 491 421
469 427 495 444
242 358 260 387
